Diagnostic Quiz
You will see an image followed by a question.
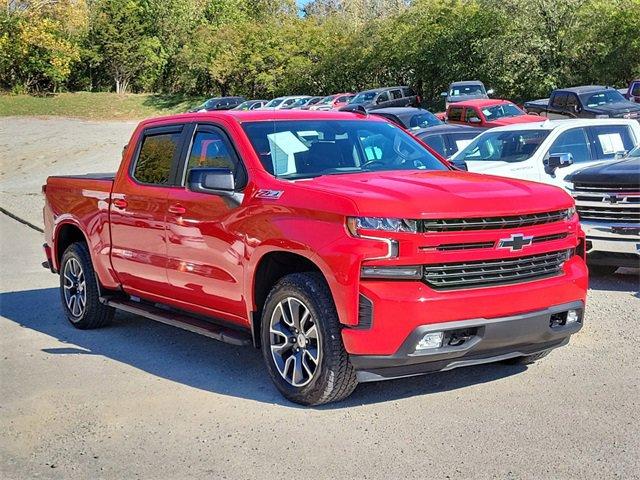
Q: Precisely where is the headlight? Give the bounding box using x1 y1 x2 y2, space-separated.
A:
347 217 418 235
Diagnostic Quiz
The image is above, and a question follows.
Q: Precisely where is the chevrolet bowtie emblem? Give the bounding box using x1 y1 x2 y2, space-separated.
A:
603 194 620 204
498 234 533 251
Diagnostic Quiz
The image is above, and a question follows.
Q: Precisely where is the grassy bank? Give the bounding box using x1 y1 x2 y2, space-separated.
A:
0 92 203 120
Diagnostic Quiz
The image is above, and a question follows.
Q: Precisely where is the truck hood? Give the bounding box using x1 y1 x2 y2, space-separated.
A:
566 157 640 186
588 101 640 117
292 170 572 218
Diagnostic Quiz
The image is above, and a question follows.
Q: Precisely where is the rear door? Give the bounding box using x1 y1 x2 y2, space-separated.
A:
389 89 404 107
547 93 568 119
587 124 637 161
110 124 187 297
163 123 249 323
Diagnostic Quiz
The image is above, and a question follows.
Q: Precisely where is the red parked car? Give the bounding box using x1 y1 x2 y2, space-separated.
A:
309 93 355 110
446 99 542 128
42 109 587 405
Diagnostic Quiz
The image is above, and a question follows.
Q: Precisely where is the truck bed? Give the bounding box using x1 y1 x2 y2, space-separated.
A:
523 98 549 112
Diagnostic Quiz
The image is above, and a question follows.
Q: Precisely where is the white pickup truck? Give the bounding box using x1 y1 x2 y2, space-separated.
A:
450 119 640 189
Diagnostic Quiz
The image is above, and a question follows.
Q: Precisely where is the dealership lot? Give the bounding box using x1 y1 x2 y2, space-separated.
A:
1 117 639 479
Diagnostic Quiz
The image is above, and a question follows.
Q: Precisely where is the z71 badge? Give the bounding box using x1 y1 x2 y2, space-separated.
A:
255 189 284 199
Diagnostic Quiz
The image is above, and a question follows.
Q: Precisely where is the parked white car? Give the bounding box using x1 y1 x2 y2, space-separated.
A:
260 96 311 110
450 119 640 188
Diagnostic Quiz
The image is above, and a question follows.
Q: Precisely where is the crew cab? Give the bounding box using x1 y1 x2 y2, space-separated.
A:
444 99 541 129
43 110 588 406
565 146 640 274
524 86 640 120
451 119 640 187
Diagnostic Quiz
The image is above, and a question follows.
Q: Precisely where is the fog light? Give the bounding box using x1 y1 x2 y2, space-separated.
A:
566 309 580 325
416 331 443 350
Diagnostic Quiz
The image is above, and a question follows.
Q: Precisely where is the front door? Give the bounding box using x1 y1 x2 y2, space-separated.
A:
110 124 186 298
164 123 248 324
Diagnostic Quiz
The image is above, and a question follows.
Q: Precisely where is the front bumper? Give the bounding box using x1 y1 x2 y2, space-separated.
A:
351 300 583 382
582 220 640 266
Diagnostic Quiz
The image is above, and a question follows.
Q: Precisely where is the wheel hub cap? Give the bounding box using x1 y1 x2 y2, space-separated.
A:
63 257 87 318
269 297 321 387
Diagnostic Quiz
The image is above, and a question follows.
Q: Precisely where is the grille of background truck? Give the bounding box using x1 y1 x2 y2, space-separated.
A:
421 210 567 232
422 249 571 290
571 184 640 223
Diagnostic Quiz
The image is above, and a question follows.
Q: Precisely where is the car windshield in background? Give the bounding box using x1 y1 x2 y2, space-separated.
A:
289 97 311 107
265 98 284 108
482 103 524 121
351 92 376 104
455 130 550 163
204 100 217 109
242 120 447 179
409 112 442 129
450 85 484 96
318 95 335 104
582 90 626 107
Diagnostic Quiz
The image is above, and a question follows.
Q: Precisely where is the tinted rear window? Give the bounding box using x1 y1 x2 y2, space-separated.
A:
133 132 181 184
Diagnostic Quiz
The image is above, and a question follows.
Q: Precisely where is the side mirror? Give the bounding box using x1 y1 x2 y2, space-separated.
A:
468 117 482 124
440 92 448 97
545 153 573 175
614 150 628 160
487 89 494 96
188 168 235 195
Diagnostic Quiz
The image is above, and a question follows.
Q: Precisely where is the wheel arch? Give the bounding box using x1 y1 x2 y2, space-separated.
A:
248 248 335 347
54 221 89 269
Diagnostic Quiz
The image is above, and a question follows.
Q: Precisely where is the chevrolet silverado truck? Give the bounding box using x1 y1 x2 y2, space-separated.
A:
565 146 640 274
623 80 640 103
524 85 640 120
43 110 588 405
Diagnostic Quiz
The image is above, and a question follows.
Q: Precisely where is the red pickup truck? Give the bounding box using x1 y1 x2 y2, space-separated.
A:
444 99 542 128
43 110 588 405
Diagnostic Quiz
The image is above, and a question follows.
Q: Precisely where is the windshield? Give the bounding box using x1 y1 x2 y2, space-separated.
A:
449 85 485 97
234 101 253 110
318 95 336 105
204 99 218 108
242 120 447 179
289 97 311 108
455 130 550 163
582 90 626 107
265 98 284 108
408 112 443 129
481 103 524 121
350 92 376 104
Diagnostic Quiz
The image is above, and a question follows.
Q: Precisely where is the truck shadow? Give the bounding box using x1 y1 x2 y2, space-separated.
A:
1 287 528 409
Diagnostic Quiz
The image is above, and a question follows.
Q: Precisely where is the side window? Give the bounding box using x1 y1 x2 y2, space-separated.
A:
133 131 182 185
565 94 579 112
402 87 416 97
548 128 591 163
631 82 640 96
390 89 403 100
376 92 390 104
185 129 240 182
588 125 636 160
551 93 568 109
421 135 446 157
448 107 463 121
464 108 480 122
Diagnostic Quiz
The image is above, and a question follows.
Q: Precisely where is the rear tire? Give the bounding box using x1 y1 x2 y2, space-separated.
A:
260 272 358 406
59 242 114 329
502 350 549 366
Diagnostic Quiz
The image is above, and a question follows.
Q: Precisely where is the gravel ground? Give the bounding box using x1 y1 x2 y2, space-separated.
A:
0 117 639 479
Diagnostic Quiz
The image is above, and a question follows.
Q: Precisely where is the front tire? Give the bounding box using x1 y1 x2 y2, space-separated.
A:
260 272 358 406
59 242 114 329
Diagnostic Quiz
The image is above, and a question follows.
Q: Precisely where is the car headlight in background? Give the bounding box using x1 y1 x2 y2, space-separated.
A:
347 217 418 235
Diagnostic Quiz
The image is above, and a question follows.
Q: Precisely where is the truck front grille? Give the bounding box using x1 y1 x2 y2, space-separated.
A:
423 249 571 290
571 184 639 223
421 209 568 232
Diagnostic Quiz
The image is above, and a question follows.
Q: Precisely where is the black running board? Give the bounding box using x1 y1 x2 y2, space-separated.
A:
103 298 252 346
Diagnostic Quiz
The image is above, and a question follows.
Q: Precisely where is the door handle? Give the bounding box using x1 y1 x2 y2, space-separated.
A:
168 204 187 215
112 198 128 209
